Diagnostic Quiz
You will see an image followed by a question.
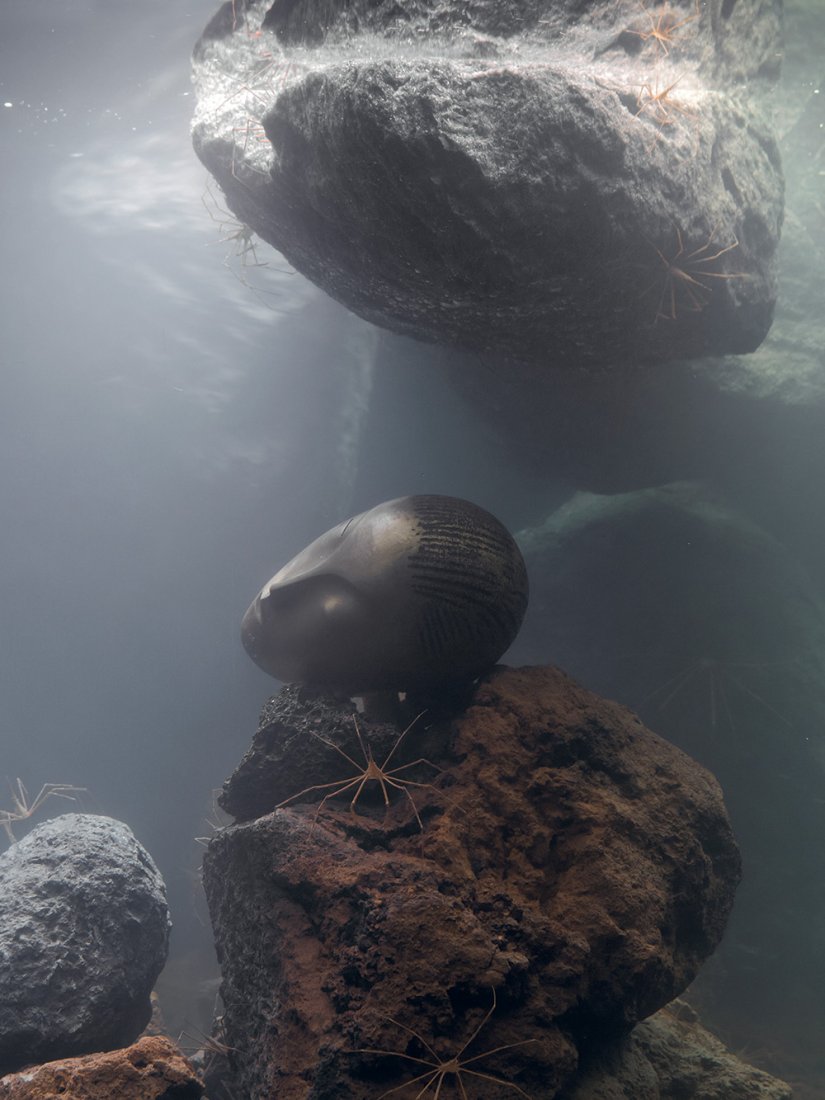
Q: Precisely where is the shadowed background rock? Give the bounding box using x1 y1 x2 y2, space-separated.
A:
192 0 783 368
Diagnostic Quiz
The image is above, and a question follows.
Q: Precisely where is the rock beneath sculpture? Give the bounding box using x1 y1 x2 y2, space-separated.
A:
191 0 783 368
218 679 484 821
0 815 171 1076
0 1036 203 1100
204 665 740 1098
563 1000 792 1100
219 682 387 821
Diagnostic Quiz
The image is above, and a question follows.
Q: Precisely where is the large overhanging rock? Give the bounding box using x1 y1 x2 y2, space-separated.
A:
192 0 783 367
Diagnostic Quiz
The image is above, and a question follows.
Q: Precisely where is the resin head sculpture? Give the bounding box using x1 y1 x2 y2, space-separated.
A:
241 495 528 695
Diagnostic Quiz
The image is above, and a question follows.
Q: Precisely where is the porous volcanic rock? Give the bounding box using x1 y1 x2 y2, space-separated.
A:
219 683 393 821
0 815 171 1076
191 0 783 368
204 665 740 1098
0 1036 203 1100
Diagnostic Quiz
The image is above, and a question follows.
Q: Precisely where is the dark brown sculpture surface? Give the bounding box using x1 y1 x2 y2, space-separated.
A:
241 495 528 694
204 666 741 1098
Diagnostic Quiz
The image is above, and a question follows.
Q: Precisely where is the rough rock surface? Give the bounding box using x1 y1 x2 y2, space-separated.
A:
192 0 783 368
0 1036 203 1100
0 815 171 1076
204 665 740 1098
328 49 825 500
429 208 825 494
365 49 823 497
561 1000 792 1100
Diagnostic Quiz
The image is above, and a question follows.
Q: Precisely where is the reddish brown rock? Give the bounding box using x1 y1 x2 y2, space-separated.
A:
0 1036 203 1100
204 665 741 1098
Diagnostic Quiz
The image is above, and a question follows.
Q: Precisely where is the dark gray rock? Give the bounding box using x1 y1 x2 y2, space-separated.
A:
0 814 171 1076
219 681 473 823
331 55 824 500
429 33 825 494
562 1000 792 1100
218 682 372 821
204 666 740 1098
191 0 783 368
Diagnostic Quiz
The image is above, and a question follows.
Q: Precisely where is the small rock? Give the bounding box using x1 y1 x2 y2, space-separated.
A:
0 815 171 1076
0 1035 203 1100
563 1000 793 1099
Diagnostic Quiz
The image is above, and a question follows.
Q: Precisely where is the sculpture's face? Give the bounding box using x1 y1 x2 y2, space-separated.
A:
241 500 410 687
241 495 528 695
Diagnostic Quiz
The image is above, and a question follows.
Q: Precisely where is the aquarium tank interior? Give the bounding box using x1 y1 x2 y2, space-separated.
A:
1 0 824 1095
